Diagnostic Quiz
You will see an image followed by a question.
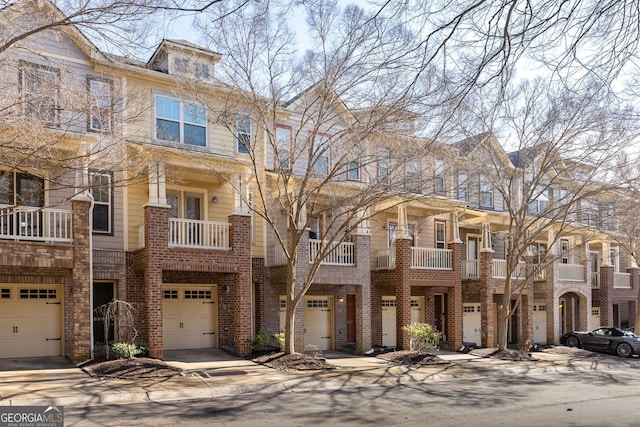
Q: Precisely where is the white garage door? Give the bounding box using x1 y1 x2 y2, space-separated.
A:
533 304 547 344
591 307 600 329
163 285 217 350
463 304 482 345
382 297 424 347
0 285 62 358
304 297 332 351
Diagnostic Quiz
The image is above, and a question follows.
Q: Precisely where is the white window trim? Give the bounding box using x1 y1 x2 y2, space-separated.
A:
154 94 208 147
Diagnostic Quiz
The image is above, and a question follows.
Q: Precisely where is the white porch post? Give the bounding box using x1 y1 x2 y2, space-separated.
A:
480 222 493 253
148 161 167 206
397 204 409 239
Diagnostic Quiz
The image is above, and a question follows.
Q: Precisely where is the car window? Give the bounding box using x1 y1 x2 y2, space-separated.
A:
612 329 624 337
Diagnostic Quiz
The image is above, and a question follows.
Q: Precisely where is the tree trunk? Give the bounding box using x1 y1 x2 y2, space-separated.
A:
284 256 298 354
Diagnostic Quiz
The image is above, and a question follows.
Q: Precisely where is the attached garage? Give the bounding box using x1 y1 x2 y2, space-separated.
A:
381 296 425 347
304 296 332 351
162 285 217 350
591 307 600 329
533 303 548 344
463 303 482 345
0 285 63 358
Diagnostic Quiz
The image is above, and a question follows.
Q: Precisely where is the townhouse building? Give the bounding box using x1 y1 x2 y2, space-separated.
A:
1 1 638 364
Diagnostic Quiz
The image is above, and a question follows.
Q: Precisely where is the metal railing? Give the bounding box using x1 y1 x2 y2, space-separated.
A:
0 206 72 242
614 272 631 289
168 218 230 249
411 247 452 270
462 260 479 279
309 239 355 266
558 263 585 281
377 248 396 270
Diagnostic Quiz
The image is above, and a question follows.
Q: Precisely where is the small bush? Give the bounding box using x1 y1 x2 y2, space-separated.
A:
402 323 441 352
274 331 285 351
111 342 148 359
253 329 269 351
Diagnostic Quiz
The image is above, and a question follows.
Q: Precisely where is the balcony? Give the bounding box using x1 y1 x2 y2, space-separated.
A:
492 259 526 279
462 260 479 279
558 264 585 282
377 247 452 270
273 239 355 266
0 206 72 243
411 247 452 270
614 272 631 289
168 218 230 249
309 239 355 266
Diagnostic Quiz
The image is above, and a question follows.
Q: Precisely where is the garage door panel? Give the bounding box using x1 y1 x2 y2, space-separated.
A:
463 304 481 345
0 285 62 358
304 297 332 351
163 286 217 350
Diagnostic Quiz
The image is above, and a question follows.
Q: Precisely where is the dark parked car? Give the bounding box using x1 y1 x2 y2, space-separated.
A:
560 327 640 357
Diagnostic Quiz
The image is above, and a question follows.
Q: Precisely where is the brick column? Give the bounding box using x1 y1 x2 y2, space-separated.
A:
69 197 92 362
479 250 494 348
600 265 614 327
395 237 412 350
143 204 169 359
447 242 463 350
230 214 253 356
370 281 382 346
628 267 639 328
354 233 372 354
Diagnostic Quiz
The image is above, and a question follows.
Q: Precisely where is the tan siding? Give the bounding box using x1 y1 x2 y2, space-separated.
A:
126 184 148 250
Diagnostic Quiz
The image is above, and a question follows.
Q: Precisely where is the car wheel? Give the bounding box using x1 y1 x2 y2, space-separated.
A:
565 335 579 347
616 343 633 358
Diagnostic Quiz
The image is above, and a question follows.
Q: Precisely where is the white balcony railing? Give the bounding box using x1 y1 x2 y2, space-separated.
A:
0 206 72 242
492 260 526 279
377 248 396 270
309 239 355 266
533 264 546 281
411 247 452 270
558 263 585 282
462 260 479 279
614 272 631 289
168 218 230 249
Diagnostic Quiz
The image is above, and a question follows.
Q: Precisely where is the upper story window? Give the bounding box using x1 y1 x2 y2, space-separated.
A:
20 61 60 126
528 187 549 214
479 175 493 208
88 77 112 132
378 149 390 185
236 113 252 154
405 159 421 192
0 172 44 207
173 57 210 80
275 126 291 170
90 172 112 234
579 200 598 227
457 171 468 202
155 95 206 146
560 239 569 264
435 220 446 249
311 134 330 175
347 147 361 181
434 160 445 194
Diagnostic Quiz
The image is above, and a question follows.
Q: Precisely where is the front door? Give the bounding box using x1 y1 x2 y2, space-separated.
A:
434 294 447 340
346 294 356 343
93 282 115 344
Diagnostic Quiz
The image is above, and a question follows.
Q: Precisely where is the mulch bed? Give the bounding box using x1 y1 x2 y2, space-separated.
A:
376 350 449 366
82 357 186 379
252 351 335 371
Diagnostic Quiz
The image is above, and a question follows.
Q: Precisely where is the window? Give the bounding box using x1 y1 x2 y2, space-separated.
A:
435 221 446 249
378 149 390 185
610 247 620 272
479 175 493 208
580 200 598 226
528 187 549 214
20 61 59 126
0 172 44 207
405 159 421 191
88 77 112 132
155 95 206 146
90 172 112 234
457 171 468 201
560 239 569 264
347 147 361 181
173 58 210 79
530 242 547 265
275 126 291 170
309 214 325 240
311 134 330 175
236 113 251 154
434 160 445 194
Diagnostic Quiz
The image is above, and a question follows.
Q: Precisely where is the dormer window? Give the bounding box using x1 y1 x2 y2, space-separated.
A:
172 57 211 80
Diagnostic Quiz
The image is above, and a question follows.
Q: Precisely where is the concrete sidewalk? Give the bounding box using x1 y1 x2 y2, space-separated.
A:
0 349 634 407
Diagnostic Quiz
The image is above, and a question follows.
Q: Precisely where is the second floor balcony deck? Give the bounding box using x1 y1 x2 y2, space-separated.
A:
138 218 231 250
376 247 453 271
273 239 355 266
462 259 526 280
0 206 72 243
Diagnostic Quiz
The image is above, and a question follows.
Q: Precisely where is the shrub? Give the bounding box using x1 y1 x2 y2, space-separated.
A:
274 331 285 351
402 323 441 352
111 342 148 359
253 329 269 351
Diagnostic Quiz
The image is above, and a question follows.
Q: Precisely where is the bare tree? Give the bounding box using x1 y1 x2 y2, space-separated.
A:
453 76 639 350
